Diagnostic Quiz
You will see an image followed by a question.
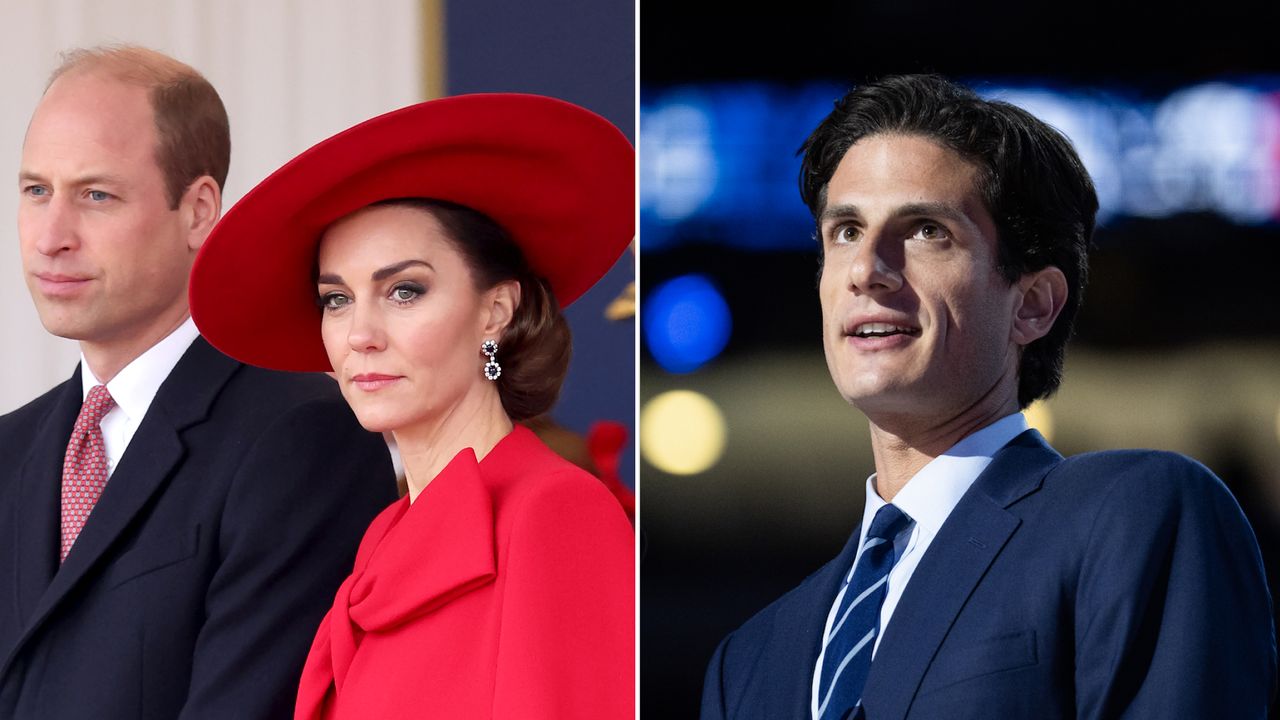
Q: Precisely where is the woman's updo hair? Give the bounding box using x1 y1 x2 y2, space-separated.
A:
374 198 571 421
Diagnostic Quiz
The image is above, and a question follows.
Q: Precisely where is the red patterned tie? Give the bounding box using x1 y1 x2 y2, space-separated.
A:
60 384 116 562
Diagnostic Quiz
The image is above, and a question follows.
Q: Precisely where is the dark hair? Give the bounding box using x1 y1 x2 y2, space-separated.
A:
375 198 571 421
799 74 1098 408
51 45 231 209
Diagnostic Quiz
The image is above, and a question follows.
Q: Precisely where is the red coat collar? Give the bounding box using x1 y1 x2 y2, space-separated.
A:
345 452 495 632
325 427 544 690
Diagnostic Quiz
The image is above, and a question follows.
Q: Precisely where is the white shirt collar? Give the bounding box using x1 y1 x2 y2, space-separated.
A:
80 317 201 420
862 412 1029 537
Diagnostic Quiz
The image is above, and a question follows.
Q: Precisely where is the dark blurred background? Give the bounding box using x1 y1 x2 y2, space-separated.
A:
639 1 1280 716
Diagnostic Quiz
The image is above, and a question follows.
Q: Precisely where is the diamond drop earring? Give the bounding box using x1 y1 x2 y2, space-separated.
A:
482 339 501 381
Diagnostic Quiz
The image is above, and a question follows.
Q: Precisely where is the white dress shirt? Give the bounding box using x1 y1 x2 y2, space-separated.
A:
811 412 1029 718
79 318 201 478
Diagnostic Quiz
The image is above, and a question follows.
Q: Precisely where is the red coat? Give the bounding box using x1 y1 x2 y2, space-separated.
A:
295 425 635 719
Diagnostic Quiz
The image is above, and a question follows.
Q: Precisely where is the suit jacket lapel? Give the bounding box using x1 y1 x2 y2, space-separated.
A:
4 338 239 674
752 529 863 719
12 373 82 623
861 430 1062 719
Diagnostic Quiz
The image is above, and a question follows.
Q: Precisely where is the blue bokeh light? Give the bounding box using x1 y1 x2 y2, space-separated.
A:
641 79 1280 250
643 275 733 374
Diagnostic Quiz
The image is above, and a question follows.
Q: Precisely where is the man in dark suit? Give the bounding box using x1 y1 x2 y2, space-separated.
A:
700 75 1277 719
0 46 397 718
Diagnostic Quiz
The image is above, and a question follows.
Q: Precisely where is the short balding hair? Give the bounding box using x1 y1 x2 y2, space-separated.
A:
50 45 230 209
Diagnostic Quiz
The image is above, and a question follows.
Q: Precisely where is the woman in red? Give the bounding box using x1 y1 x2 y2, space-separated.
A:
188 95 634 719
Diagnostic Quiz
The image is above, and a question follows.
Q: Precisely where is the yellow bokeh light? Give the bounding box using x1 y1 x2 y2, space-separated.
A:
1023 400 1054 443
640 390 727 475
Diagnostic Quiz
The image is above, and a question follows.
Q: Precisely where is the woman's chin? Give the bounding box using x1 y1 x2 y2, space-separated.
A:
349 408 406 435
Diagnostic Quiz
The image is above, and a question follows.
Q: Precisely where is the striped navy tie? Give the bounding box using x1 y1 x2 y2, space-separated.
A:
816 503 912 720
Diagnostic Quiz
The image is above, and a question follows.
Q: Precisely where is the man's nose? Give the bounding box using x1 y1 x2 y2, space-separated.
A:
32 196 81 256
845 230 904 294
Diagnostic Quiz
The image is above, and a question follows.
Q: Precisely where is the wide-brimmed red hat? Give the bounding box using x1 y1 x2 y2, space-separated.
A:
189 93 634 372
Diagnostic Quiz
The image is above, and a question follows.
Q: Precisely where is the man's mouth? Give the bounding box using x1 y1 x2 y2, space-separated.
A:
851 322 920 338
33 272 93 297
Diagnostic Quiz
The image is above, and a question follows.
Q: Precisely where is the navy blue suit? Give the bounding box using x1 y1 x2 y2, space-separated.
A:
701 430 1277 719
0 338 398 719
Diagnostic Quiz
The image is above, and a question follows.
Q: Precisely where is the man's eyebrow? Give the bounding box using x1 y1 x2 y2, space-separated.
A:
18 170 128 187
890 201 971 225
819 201 971 225
819 203 862 225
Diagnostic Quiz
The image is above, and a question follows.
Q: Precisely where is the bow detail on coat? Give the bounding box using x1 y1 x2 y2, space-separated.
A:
325 446 498 691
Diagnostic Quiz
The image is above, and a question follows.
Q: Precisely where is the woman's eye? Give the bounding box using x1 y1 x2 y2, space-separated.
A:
390 284 424 303
320 292 351 310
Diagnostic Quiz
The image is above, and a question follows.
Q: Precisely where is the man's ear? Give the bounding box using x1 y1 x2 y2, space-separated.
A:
181 175 222 252
483 279 522 337
1012 266 1068 346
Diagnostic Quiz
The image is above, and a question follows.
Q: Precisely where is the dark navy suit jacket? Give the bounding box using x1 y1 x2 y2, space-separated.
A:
701 430 1277 719
0 338 398 719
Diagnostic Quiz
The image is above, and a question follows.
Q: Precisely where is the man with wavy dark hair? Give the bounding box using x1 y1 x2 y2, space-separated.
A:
701 74 1275 719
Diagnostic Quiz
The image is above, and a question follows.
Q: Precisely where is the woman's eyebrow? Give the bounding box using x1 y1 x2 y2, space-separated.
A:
316 259 434 286
372 259 433 281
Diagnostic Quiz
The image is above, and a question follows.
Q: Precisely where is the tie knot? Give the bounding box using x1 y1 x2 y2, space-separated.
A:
866 503 911 542
81 385 116 424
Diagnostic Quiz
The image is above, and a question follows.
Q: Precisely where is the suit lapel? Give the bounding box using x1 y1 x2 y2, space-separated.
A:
3 338 239 676
861 430 1062 719
751 529 863 719
12 373 82 623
